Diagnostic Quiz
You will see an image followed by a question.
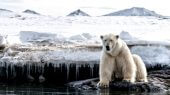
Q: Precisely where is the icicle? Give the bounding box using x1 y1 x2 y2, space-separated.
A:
30 63 33 75
41 64 44 75
0 60 2 67
34 63 37 73
60 63 62 72
66 63 70 80
27 63 30 75
6 62 8 79
12 63 16 78
75 64 79 80
90 64 94 77
10 63 13 77
37 64 40 73
83 63 86 68
54 63 60 72
53 63 55 72
57 63 60 68
38 63 41 73
20 61 24 76
46 62 50 68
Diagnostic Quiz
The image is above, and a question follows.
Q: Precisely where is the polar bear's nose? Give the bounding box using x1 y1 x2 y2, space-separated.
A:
106 46 110 51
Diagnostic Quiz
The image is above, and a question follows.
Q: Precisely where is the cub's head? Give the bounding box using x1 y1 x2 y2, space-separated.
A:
100 34 119 53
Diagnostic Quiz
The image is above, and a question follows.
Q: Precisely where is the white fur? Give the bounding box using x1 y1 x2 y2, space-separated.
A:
114 39 136 83
97 51 116 87
97 33 148 88
133 54 148 82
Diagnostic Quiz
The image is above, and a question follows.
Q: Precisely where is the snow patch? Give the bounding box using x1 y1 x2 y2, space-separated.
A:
119 31 137 40
0 9 18 18
20 31 58 43
0 35 4 45
69 33 93 41
69 34 86 41
0 35 7 45
19 31 96 45
7 49 101 62
131 46 170 66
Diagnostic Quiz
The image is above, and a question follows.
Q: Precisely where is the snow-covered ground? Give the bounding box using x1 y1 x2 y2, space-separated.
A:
0 10 170 45
1 9 170 67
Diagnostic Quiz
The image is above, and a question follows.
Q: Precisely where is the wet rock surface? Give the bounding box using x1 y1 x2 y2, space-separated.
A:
68 69 170 92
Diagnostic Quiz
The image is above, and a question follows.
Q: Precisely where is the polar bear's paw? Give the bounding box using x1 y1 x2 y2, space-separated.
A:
138 79 148 83
123 78 135 83
97 80 109 88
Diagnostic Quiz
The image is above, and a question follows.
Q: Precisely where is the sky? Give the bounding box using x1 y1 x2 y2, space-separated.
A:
0 0 170 16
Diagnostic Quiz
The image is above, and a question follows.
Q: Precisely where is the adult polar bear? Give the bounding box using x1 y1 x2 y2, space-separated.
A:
97 33 147 87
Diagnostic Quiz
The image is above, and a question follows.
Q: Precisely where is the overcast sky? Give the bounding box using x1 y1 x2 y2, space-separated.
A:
0 0 170 16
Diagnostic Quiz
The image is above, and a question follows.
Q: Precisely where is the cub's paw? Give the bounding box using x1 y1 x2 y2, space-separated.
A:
97 81 109 88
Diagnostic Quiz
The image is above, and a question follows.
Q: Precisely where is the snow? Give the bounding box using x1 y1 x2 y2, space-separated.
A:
131 46 170 67
0 35 7 45
20 31 57 43
1 14 170 45
0 8 170 67
0 35 4 45
119 31 138 40
10 49 101 62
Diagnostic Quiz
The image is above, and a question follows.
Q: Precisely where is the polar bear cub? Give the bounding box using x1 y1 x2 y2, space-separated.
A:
97 33 147 88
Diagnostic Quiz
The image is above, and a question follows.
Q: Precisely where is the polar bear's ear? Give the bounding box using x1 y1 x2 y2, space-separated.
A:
100 35 103 39
116 35 119 39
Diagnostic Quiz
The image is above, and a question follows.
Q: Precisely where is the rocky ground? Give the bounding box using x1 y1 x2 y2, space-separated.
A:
68 69 170 93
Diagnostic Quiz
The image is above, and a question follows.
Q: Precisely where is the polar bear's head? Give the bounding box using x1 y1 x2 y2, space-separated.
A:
100 34 119 53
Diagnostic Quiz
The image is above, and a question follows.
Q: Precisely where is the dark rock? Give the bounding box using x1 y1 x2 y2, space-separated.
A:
27 75 35 82
109 80 165 92
39 75 45 83
68 70 170 92
23 9 40 15
0 45 5 52
68 78 98 90
67 9 90 16
0 9 13 12
103 7 163 18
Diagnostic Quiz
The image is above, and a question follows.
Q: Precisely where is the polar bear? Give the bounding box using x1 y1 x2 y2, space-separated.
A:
97 33 147 88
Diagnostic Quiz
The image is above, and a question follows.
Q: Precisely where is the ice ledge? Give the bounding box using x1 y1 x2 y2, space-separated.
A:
1 44 170 68
125 40 170 47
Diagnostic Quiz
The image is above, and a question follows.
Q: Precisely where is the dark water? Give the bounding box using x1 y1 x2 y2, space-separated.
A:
0 85 169 95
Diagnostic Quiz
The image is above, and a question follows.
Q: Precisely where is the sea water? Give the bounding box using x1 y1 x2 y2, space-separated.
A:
0 85 169 95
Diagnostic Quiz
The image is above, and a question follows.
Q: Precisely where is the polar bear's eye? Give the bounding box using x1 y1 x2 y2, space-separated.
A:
110 40 113 42
104 40 107 42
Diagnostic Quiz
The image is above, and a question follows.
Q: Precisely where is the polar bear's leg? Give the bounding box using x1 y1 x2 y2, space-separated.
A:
122 54 136 83
97 53 115 87
133 54 148 82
